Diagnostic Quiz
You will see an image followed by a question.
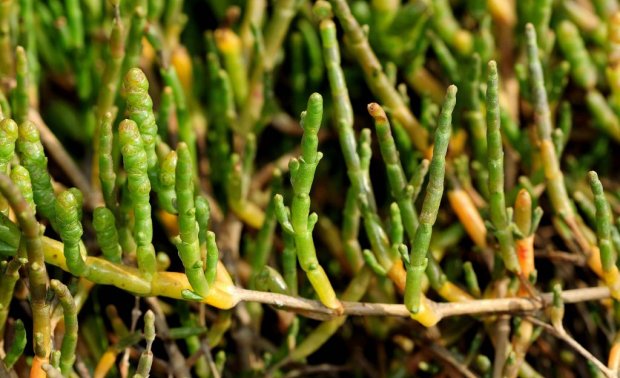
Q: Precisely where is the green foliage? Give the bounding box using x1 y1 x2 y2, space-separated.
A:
1 1 620 377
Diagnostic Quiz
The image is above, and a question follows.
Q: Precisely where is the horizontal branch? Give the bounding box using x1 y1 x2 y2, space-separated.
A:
234 286 610 322
3 230 610 324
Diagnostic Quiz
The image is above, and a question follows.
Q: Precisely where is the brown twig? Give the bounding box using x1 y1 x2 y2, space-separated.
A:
493 315 511 378
427 343 477 378
199 338 221 378
526 316 615 377
234 286 611 321
145 297 190 377
282 363 351 378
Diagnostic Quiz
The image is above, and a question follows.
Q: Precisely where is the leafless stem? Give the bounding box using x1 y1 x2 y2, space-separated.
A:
234 286 611 321
145 297 190 377
200 339 221 378
282 363 351 378
428 343 477 378
526 316 615 377
120 297 141 378
492 315 511 378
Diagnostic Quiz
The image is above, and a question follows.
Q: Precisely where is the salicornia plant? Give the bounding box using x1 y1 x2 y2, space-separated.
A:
2 1 620 377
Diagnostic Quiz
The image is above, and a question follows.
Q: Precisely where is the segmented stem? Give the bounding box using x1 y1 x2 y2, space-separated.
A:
17 120 56 228
119 119 156 280
589 171 620 299
487 61 520 273
50 279 78 375
0 174 50 365
176 142 212 298
405 85 457 313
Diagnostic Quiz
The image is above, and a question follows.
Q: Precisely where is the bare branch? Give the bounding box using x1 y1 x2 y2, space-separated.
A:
526 317 615 378
234 286 611 321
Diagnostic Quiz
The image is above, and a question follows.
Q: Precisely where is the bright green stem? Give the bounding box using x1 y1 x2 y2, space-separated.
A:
0 118 17 215
389 203 404 245
118 178 138 256
205 232 219 287
119 119 156 280
158 150 177 214
17 121 57 229
588 172 616 272
282 231 298 296
175 143 214 298
195 195 210 247
161 66 195 169
368 103 419 240
250 171 282 284
13 46 29 124
93 207 122 263
3 319 26 368
9 166 34 215
56 189 88 276
405 85 456 314
98 111 117 212
280 93 340 310
124 68 159 190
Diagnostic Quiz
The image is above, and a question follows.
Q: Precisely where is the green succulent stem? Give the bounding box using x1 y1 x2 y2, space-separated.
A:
486 61 520 273
405 85 456 313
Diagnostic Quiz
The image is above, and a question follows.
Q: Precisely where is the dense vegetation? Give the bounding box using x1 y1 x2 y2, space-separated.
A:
2 0 620 377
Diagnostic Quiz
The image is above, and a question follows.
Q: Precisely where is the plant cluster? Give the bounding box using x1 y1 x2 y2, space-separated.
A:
2 0 620 377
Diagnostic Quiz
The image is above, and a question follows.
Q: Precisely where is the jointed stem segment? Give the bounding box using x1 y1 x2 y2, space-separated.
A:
275 93 341 312
328 0 429 152
119 119 156 280
176 142 217 299
589 171 620 299
17 120 56 229
369 103 419 239
405 85 457 313
0 174 50 370
486 61 520 273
